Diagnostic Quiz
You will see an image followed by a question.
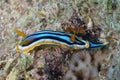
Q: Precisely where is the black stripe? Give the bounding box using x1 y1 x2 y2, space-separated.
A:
21 36 85 47
75 37 85 44
22 31 85 45
22 31 71 41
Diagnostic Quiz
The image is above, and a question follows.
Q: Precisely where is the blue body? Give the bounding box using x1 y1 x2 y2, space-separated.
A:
17 30 107 53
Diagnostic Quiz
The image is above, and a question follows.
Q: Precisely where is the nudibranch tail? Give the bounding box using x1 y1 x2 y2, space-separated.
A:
89 41 109 48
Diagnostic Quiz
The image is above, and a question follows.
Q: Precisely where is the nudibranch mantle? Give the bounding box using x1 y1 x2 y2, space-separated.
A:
15 30 108 53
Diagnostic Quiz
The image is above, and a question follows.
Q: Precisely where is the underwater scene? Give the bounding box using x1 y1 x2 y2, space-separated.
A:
0 0 120 80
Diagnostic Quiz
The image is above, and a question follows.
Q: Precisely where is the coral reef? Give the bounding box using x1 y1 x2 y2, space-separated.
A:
64 50 99 80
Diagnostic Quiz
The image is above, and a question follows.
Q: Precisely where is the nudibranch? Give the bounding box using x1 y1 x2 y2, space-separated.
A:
15 30 108 53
